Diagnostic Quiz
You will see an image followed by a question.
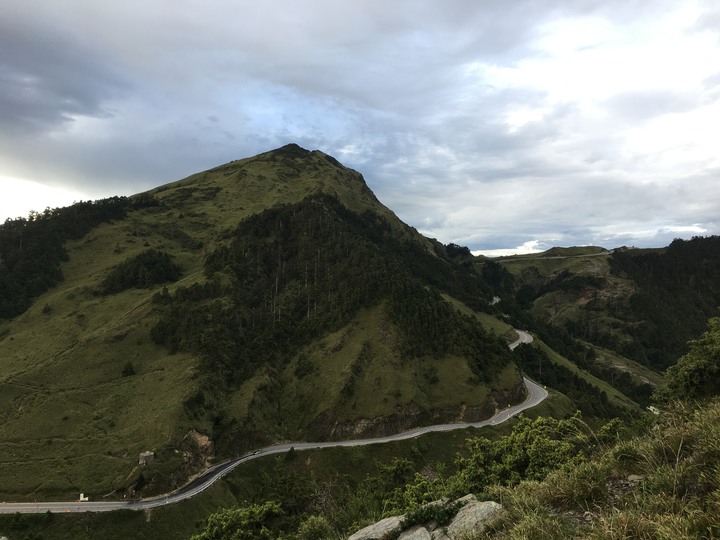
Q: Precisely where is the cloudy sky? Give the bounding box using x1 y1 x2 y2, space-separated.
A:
2 0 719 255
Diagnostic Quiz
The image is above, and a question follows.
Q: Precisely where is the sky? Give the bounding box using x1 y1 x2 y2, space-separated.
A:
2 1 719 256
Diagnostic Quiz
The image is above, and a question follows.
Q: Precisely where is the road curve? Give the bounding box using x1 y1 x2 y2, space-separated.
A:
509 329 533 350
0 330 545 514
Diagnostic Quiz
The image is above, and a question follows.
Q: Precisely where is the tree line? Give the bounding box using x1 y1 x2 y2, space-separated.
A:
0 195 160 319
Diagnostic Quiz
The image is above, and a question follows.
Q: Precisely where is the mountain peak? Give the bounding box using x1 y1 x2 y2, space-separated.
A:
274 142 312 157
146 144 394 234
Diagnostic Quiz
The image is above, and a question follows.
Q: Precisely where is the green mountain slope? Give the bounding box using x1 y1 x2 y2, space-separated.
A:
496 240 720 370
487 238 720 409
0 144 522 500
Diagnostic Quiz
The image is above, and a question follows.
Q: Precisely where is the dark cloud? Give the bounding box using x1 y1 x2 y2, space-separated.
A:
0 21 128 134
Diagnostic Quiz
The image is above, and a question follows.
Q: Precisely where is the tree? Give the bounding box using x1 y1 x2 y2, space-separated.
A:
656 317 720 402
100 249 181 294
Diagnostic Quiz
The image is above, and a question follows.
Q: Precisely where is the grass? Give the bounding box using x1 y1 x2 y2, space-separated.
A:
584 342 663 387
0 150 385 499
0 408 554 540
443 293 644 412
491 244 662 398
275 303 511 436
440 293 517 343
0 267 198 500
3 347 695 540
495 249 611 278
532 339 640 411
148 147 424 248
0 482 239 540
481 399 720 539
0 390 576 540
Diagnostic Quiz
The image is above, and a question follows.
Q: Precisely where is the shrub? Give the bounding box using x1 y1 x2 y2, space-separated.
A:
190 501 282 540
297 515 334 540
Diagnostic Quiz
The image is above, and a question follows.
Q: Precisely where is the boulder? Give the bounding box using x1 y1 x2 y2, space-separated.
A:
398 525 432 540
347 495 503 540
446 500 503 538
348 515 404 540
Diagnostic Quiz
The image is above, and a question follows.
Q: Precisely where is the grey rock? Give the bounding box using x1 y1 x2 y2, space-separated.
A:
453 494 478 506
446 500 503 538
347 495 503 540
348 515 404 540
398 525 432 540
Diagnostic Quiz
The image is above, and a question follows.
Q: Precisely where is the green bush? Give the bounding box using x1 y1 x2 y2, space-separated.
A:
190 501 282 540
449 415 587 495
296 515 334 540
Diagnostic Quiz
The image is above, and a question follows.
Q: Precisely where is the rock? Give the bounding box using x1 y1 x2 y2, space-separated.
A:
453 494 478 506
398 525 432 540
348 515 404 540
446 500 503 538
347 495 503 540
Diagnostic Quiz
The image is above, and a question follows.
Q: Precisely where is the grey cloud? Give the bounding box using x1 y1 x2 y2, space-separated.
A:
0 22 128 134
691 6 720 34
603 91 701 121
1 0 719 253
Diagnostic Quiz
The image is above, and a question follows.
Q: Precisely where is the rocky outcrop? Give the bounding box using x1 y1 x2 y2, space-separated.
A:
446 497 503 538
398 525 432 539
348 516 404 540
347 495 503 540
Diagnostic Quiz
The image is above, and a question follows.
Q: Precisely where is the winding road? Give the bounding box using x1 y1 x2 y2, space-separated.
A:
509 329 534 350
0 330 543 514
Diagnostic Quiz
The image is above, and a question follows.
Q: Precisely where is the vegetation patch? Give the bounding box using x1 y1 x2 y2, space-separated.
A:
100 249 182 294
0 196 159 319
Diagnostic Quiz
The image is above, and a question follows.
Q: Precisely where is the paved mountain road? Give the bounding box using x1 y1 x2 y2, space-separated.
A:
509 329 533 350
0 330 544 514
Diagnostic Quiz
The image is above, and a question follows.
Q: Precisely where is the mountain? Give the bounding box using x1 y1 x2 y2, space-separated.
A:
486 239 720 407
0 144 522 500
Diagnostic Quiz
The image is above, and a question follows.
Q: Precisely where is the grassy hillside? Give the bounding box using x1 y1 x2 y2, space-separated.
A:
495 239 720 373
0 144 521 500
81 314 717 540
487 249 650 408
8 392 712 540
0 393 574 540
441 292 644 415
